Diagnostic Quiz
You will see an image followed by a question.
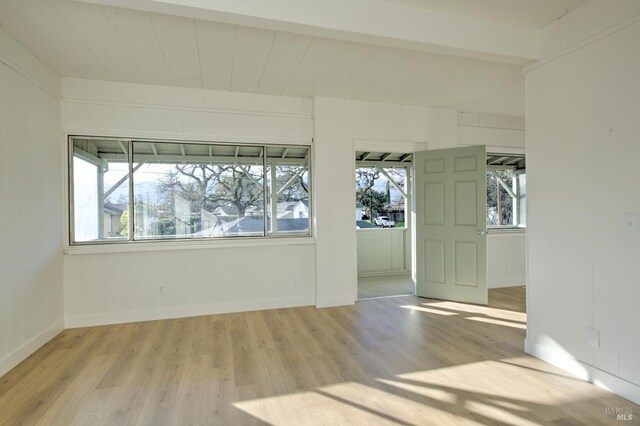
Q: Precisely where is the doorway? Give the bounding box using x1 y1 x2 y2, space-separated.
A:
355 151 413 299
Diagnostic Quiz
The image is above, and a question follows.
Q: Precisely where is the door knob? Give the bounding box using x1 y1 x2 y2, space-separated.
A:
477 230 486 236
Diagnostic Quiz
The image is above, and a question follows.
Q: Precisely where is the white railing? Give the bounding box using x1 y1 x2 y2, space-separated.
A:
356 227 409 275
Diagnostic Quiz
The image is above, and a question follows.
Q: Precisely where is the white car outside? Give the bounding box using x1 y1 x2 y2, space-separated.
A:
375 216 395 228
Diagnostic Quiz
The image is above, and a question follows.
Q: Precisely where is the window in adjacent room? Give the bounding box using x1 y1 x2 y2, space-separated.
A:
486 154 526 229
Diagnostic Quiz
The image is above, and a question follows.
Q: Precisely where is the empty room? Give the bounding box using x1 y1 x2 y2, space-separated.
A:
1 0 639 424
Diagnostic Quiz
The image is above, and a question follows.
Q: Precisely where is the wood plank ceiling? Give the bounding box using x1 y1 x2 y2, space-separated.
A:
0 0 531 115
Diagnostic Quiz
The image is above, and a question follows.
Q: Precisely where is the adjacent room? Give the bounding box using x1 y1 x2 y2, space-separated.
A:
1 0 639 424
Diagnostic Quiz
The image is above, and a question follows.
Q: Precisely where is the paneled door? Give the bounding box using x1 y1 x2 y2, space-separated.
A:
414 145 488 304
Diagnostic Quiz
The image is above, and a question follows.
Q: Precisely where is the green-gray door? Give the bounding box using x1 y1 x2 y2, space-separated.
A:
414 145 488 304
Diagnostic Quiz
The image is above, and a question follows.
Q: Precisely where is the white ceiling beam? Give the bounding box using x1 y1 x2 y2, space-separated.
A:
376 166 407 200
78 0 538 64
490 171 517 199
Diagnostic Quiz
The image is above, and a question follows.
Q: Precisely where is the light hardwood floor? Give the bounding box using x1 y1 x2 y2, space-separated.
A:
358 273 413 299
1 287 637 425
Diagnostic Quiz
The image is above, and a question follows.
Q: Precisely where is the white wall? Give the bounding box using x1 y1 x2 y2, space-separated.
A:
60 79 526 326
457 111 525 151
487 233 526 288
314 97 527 300
0 29 63 377
61 78 316 327
314 97 431 306
526 5 640 403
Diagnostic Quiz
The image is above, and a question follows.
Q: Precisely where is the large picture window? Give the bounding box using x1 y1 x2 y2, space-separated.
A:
69 137 311 244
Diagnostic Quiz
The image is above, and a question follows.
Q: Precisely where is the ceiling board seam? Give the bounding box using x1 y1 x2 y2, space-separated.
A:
100 6 153 81
357 51 415 102
149 14 174 86
352 49 412 101
193 19 204 87
255 31 277 93
328 45 382 97
48 0 113 79
229 26 238 89
279 36 316 96
303 41 349 96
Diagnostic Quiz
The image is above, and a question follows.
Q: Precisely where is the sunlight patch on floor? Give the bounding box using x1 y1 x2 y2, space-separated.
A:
232 381 454 425
420 300 526 322
399 305 458 315
232 356 603 425
466 316 527 329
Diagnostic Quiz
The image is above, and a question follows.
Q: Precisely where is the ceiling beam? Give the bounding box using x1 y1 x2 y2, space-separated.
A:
78 0 537 64
376 166 407 199
118 141 128 155
488 156 508 165
99 153 306 166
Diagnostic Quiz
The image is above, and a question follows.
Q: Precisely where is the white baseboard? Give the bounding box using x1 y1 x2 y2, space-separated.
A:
357 270 411 278
65 295 315 328
315 294 356 308
0 319 64 378
488 277 526 288
525 338 640 405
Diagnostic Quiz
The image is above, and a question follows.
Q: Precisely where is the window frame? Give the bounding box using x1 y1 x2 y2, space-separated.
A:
67 135 313 246
486 154 526 233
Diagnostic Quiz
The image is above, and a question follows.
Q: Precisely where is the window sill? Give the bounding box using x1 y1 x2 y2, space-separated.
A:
64 236 315 255
355 227 407 232
487 227 526 235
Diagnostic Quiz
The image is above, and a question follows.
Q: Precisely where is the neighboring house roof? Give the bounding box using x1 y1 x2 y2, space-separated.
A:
278 218 309 232
213 200 308 217
214 205 240 215
104 202 126 216
277 200 308 211
225 217 309 234
277 201 297 212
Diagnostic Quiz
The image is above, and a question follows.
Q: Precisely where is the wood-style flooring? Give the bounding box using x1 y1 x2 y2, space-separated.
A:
1 287 638 425
358 273 413 299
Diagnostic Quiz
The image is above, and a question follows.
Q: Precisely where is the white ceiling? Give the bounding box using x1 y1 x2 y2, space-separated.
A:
377 0 589 29
0 0 528 115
